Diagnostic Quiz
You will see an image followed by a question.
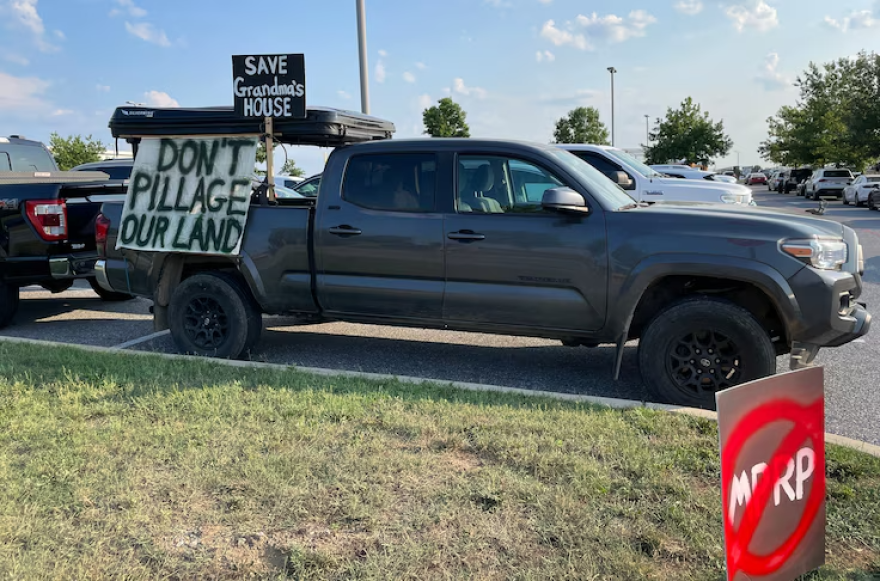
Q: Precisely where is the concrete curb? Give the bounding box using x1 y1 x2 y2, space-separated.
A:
2 336 878 458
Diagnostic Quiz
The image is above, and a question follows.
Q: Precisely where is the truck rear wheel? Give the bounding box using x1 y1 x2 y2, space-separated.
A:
638 297 776 410
0 282 20 329
168 272 262 359
88 277 135 301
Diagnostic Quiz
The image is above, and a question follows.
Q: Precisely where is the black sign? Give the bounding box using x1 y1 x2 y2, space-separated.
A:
232 54 306 119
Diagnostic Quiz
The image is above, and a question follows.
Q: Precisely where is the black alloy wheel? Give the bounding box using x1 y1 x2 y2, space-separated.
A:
666 330 743 396
183 296 229 350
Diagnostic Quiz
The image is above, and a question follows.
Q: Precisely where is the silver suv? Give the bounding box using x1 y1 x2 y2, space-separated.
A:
806 168 853 200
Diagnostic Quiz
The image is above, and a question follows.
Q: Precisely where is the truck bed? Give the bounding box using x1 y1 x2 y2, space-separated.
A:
99 200 317 314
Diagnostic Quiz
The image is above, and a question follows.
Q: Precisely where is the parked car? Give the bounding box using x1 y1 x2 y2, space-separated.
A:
712 174 738 184
0 135 57 172
292 173 321 197
0 140 134 327
745 173 767 186
559 145 754 205
96 105 870 411
784 168 813 195
71 158 134 180
805 168 854 200
843 174 880 207
275 175 304 189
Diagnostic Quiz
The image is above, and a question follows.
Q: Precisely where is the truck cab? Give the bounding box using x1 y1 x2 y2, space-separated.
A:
558 144 755 206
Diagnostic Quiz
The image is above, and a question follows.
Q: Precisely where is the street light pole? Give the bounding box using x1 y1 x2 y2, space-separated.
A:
607 67 617 147
356 0 370 115
644 114 649 145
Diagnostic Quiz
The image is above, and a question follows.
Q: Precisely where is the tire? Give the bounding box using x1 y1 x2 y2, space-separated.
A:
88 277 135 301
870 193 879 211
638 297 777 410
168 272 262 359
843 196 849 206
0 282 20 329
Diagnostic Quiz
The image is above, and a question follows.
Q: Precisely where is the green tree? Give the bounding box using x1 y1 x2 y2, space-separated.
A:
281 159 305 177
760 52 880 171
644 97 732 165
422 97 470 137
552 107 609 144
254 143 304 177
49 133 105 171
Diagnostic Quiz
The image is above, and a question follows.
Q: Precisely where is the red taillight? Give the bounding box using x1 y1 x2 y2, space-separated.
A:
95 213 111 253
25 200 67 241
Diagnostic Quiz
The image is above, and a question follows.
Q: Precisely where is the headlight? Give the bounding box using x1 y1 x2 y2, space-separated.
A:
720 194 748 204
781 238 848 270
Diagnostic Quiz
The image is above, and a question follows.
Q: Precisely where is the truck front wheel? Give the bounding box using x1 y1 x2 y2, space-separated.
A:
638 297 776 410
168 272 262 359
0 282 20 329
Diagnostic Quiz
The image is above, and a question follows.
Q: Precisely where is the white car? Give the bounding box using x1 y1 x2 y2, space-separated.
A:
651 165 740 184
712 174 738 184
805 168 853 200
559 145 754 205
275 175 304 189
842 175 880 207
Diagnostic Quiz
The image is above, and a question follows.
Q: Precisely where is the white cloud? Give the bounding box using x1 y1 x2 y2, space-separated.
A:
337 90 352 100
574 10 657 43
724 1 779 33
53 29 64 39
375 59 386 83
453 78 487 99
540 20 591 50
7 0 59 52
3 53 30 66
50 108 73 116
538 0 552 3
96 84 111 92
110 0 147 18
403 71 416 83
418 94 433 110
124 21 171 46
674 0 703 15
0 71 51 111
536 50 556 62
144 90 179 108
755 52 791 90
377 49 387 57
415 62 427 70
823 3 880 32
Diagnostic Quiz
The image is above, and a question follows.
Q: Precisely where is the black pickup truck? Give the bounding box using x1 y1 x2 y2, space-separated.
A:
96 106 871 409
0 137 134 328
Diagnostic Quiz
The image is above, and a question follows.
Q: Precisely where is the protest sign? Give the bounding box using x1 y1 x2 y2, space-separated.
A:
116 137 258 256
232 54 306 119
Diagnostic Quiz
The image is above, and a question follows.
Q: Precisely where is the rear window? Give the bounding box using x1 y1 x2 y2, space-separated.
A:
342 153 437 212
824 170 852 178
867 177 880 183
0 142 57 172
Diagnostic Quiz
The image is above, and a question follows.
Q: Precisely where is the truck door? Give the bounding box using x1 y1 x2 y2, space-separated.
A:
442 154 607 332
315 152 446 320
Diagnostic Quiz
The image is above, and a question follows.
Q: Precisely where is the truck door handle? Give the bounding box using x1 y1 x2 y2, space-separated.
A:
448 230 486 242
328 225 362 236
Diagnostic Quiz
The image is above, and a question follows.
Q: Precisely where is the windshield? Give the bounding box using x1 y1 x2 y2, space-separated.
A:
602 147 662 178
547 148 636 209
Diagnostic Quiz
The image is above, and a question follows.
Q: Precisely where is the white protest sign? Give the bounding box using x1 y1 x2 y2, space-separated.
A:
116 137 258 255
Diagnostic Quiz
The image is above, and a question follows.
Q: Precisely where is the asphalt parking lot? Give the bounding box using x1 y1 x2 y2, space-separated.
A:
3 185 878 445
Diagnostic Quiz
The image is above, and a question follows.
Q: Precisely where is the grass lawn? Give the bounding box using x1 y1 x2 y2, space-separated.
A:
0 341 878 581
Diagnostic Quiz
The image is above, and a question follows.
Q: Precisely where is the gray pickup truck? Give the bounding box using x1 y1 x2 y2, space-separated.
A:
95 106 870 409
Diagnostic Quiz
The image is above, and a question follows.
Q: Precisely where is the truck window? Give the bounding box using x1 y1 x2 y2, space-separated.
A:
456 155 564 214
0 142 57 172
343 153 437 212
570 151 625 181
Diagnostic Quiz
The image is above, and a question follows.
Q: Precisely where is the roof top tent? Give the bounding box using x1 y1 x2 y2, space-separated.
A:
108 105 396 156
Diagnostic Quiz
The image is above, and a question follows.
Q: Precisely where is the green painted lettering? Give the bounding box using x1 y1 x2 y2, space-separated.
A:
128 172 152 210
152 216 170 247
157 139 178 172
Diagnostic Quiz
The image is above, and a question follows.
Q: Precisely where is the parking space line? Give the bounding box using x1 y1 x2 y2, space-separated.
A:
110 330 170 350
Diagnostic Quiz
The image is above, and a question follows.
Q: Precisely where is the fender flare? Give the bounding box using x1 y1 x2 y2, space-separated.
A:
609 254 802 379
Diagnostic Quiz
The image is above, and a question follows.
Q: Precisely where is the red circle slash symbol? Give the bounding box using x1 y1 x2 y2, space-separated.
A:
721 398 825 579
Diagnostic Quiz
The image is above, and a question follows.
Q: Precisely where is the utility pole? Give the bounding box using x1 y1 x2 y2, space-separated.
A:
644 114 649 145
356 0 370 115
607 67 617 147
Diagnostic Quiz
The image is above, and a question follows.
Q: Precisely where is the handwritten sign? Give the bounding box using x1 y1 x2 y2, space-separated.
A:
116 137 258 256
232 53 306 119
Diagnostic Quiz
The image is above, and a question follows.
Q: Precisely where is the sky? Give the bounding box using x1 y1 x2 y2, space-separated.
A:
1 0 879 175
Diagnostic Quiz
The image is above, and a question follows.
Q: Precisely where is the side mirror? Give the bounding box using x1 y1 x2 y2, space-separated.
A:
541 187 589 214
607 171 636 190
